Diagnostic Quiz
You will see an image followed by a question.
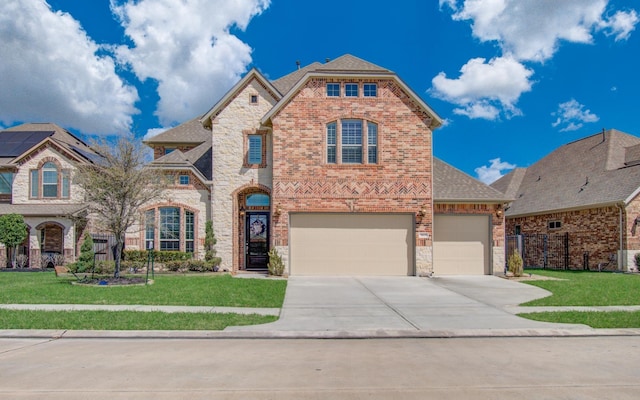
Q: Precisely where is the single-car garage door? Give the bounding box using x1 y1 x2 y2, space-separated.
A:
433 214 490 275
289 213 413 276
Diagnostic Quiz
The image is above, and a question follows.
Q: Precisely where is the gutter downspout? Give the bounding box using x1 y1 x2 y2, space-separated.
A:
616 203 625 271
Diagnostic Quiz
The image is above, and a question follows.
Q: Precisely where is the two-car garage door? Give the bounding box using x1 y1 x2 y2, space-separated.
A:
289 213 413 276
288 213 490 276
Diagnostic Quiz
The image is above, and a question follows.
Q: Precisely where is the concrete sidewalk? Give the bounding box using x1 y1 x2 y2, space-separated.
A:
0 303 279 316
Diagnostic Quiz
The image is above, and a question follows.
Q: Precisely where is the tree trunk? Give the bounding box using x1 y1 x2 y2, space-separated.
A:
113 236 124 278
11 245 17 268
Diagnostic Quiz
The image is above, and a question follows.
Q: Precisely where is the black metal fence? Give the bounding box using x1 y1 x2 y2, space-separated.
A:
506 233 569 270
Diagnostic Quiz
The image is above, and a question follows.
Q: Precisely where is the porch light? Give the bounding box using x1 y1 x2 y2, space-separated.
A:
239 206 245 216
273 204 282 217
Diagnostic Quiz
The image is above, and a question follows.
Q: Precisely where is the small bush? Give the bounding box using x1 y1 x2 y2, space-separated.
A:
508 251 524 277
121 260 146 273
165 260 186 273
94 260 116 275
124 250 193 263
267 248 285 276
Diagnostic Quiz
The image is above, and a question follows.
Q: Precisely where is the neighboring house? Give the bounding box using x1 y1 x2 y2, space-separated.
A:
491 129 640 272
132 118 212 259
133 54 509 276
0 123 100 268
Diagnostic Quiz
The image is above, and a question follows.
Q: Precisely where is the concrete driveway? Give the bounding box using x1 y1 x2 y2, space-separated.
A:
228 275 586 335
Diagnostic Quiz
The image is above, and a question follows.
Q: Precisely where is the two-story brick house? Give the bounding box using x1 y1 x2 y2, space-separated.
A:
139 55 508 276
0 123 99 268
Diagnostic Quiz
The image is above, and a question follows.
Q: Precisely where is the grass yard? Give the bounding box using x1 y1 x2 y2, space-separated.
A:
520 270 640 306
0 309 277 330
0 272 286 307
0 272 286 330
517 270 640 328
522 310 640 329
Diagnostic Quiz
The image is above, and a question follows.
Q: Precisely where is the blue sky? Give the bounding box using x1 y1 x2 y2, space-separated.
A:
0 0 638 183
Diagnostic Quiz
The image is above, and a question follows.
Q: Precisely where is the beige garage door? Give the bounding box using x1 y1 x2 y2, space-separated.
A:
289 213 413 276
434 214 490 275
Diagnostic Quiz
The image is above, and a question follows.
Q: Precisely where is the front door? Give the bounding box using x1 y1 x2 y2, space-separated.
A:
245 212 269 270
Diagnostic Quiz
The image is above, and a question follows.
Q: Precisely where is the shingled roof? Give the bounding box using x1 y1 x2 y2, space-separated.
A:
433 158 509 202
271 55 392 94
144 117 210 145
492 129 640 217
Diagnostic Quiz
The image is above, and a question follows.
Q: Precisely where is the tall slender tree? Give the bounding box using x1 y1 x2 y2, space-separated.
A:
0 213 28 268
74 136 163 278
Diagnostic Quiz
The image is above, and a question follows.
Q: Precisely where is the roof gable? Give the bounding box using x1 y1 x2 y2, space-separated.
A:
200 68 281 128
262 54 442 129
144 117 209 145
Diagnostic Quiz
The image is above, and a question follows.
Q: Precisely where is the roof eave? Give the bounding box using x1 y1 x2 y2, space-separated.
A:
505 200 626 218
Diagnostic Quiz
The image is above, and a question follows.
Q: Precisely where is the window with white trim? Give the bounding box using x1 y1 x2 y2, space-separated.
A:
326 120 379 165
363 83 377 97
30 161 70 199
327 122 337 164
367 122 378 163
341 120 363 163
345 83 358 97
326 83 340 97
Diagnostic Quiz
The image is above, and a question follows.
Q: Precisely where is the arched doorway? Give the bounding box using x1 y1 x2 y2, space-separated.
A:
36 222 64 268
237 188 271 271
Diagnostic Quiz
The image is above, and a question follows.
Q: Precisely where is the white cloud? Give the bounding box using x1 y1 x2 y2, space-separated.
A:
111 0 270 126
143 127 169 141
551 99 599 132
435 1 638 121
475 158 516 184
0 0 139 135
431 57 533 120
599 9 639 41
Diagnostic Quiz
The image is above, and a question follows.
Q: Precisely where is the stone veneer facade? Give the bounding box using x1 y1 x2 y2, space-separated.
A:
269 77 434 275
210 76 278 272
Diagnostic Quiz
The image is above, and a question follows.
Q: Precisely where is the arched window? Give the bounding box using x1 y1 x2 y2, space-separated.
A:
30 161 70 199
246 193 270 207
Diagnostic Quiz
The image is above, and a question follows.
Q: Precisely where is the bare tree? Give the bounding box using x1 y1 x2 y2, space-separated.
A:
74 136 163 278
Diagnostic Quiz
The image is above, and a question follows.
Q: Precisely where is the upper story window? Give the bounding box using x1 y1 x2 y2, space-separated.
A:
248 135 262 164
327 83 340 97
345 83 359 97
326 120 378 165
367 122 378 163
30 161 70 199
341 120 363 163
179 175 190 185
363 83 377 97
244 131 267 168
250 94 258 104
0 172 13 194
327 122 337 164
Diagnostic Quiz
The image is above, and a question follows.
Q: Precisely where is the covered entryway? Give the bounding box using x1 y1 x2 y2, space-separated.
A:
289 213 414 276
433 214 490 275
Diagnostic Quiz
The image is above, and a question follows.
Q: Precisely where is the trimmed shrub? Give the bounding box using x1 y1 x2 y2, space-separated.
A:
267 248 285 276
124 250 193 263
508 251 524 277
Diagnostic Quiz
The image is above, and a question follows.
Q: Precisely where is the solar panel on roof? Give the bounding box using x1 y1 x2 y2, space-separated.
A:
70 145 104 164
0 131 54 157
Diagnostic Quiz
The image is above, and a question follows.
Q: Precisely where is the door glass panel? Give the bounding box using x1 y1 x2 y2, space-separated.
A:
246 213 269 269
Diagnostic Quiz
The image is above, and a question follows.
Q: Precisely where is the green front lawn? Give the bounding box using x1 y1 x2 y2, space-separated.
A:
518 270 640 328
0 309 277 330
521 270 640 306
0 272 286 308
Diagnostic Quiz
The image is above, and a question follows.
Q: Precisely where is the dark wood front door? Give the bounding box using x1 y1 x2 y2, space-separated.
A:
245 212 269 270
